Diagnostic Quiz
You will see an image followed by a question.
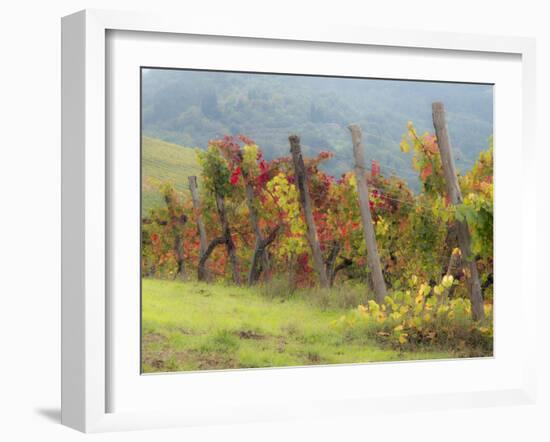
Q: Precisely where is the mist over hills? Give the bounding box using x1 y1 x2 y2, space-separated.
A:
141 68 493 186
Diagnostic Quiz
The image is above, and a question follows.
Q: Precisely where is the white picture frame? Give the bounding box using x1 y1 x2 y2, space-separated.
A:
61 9 537 433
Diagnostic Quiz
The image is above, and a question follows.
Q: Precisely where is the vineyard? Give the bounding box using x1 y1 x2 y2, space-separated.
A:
141 102 494 372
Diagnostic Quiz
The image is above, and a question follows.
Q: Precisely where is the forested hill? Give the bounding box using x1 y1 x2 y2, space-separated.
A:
142 69 493 184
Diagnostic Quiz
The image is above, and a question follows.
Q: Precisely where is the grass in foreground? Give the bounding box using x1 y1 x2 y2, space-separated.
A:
141 278 454 373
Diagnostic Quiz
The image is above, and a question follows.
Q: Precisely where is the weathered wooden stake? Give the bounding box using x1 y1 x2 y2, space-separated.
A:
432 102 485 321
289 135 329 288
348 124 387 304
188 176 208 258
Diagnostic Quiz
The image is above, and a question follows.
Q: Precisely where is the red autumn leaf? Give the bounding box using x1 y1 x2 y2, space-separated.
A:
297 253 309 268
340 225 347 237
423 134 439 155
238 134 255 145
255 159 270 187
230 167 241 185
420 162 433 181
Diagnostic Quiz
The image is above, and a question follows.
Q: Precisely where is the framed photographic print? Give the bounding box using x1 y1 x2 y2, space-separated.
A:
61 9 537 433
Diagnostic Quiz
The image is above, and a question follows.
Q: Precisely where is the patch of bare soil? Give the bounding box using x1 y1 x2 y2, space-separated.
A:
142 331 165 345
194 351 239 370
237 330 265 340
141 332 169 371
276 337 287 353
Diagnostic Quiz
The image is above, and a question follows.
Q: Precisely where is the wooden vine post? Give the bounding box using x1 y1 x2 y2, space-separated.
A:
188 176 208 258
348 124 387 304
432 102 485 321
289 135 329 288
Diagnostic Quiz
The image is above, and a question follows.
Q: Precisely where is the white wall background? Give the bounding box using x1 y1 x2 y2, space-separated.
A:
0 1 547 440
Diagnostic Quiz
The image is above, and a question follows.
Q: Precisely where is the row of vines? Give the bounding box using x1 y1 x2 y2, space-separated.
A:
142 104 494 353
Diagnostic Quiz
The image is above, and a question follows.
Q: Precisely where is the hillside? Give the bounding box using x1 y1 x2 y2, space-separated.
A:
142 136 200 214
142 69 493 185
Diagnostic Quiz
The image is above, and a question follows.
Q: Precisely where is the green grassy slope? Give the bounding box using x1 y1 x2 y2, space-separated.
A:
141 279 452 373
142 136 201 214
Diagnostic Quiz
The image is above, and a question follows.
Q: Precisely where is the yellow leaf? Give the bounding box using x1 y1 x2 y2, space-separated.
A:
400 138 410 153
368 300 380 314
442 275 454 289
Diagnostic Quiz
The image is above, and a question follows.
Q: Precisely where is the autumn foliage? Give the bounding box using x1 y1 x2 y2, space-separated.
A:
142 124 493 308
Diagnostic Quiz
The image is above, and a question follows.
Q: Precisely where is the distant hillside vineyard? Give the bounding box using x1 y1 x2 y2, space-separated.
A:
141 136 200 214
141 69 493 188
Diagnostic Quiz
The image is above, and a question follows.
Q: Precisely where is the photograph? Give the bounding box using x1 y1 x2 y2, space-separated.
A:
140 68 494 373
